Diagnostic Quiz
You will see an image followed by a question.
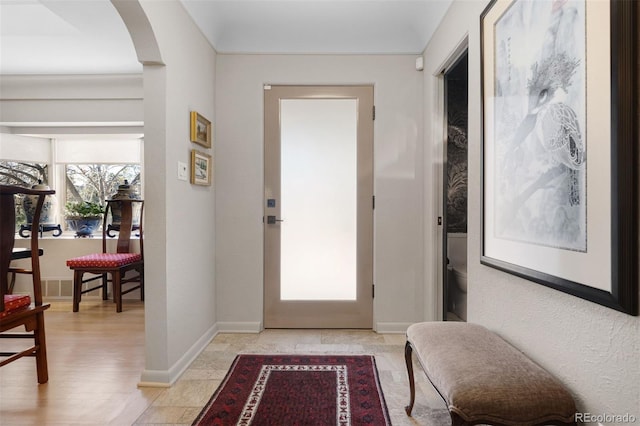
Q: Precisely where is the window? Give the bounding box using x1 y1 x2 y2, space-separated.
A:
66 164 141 205
0 161 49 187
0 161 50 230
0 135 143 236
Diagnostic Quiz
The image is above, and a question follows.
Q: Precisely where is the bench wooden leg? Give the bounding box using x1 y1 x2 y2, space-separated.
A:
404 340 416 416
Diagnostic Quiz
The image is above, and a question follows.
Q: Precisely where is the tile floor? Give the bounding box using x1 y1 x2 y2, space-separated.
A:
135 330 450 426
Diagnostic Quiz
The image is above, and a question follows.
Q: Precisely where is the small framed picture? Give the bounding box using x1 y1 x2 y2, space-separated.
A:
191 149 212 186
190 111 212 148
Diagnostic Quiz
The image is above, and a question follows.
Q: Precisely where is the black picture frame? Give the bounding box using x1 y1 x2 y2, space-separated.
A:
480 0 637 315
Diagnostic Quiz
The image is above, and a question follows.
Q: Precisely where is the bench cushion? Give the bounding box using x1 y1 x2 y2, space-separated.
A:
407 322 575 425
66 253 142 268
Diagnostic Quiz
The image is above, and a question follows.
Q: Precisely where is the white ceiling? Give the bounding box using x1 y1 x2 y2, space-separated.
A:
0 0 141 74
180 0 452 54
0 0 451 75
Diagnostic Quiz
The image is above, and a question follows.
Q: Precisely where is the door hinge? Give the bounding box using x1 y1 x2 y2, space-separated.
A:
372 105 376 121
372 284 375 298
372 195 375 210
438 216 442 225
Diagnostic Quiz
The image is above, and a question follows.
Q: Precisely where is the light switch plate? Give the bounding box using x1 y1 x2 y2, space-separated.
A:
177 161 188 181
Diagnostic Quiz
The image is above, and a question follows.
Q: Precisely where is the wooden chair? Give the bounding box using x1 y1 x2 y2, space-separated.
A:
66 199 144 313
0 184 53 384
9 247 43 294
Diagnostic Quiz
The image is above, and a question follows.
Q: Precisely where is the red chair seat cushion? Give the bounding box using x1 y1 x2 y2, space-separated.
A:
66 253 142 269
1 294 32 318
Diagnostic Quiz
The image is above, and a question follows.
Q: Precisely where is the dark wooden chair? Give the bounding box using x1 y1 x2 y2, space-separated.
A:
66 199 144 313
0 184 53 384
9 248 43 294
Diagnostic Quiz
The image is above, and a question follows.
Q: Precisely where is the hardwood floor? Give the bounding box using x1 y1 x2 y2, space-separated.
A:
0 300 448 425
0 300 157 425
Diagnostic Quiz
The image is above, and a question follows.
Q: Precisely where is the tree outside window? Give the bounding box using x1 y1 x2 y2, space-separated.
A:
0 161 48 187
66 164 141 205
0 161 49 227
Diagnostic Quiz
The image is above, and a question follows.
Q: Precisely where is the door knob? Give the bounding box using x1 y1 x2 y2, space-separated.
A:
267 215 284 224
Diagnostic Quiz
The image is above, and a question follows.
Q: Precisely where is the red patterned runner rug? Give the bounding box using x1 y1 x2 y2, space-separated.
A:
192 354 391 426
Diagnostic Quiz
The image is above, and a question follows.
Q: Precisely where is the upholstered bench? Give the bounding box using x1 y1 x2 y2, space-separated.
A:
405 322 576 426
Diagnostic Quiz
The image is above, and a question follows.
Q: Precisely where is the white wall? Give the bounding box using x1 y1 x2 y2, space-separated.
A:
215 55 424 332
424 0 639 417
0 74 143 125
135 0 217 384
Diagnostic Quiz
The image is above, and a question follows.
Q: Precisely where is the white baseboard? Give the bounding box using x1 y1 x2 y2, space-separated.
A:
374 322 412 334
216 321 263 333
137 381 170 388
138 322 219 386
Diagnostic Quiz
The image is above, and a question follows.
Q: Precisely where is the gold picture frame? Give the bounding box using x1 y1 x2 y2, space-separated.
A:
190 149 212 186
190 111 212 148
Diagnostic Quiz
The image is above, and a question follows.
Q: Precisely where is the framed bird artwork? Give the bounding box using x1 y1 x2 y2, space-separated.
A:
480 0 637 315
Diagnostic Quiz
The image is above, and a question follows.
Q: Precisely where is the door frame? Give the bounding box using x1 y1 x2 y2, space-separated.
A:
442 50 469 321
432 37 469 322
263 85 374 328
